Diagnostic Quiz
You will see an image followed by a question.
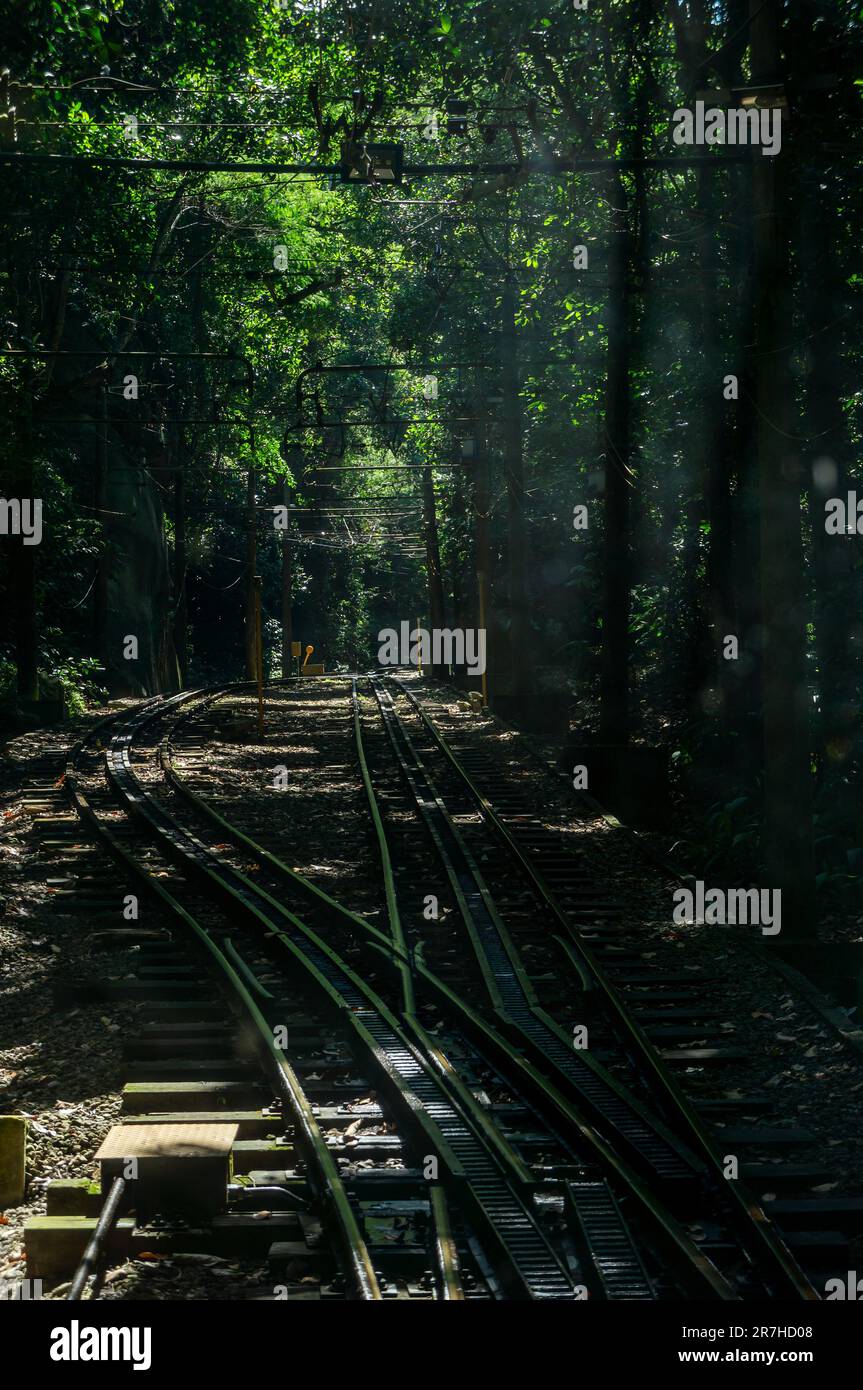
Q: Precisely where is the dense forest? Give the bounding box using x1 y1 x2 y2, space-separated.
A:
1 0 861 940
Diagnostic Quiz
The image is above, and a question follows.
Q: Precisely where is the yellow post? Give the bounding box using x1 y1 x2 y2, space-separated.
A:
253 575 264 738
477 579 489 709
0 1115 27 1206
415 617 422 676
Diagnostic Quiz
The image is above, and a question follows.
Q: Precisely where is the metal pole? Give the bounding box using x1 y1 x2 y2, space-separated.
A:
477 575 489 710
281 477 293 680
245 468 257 679
473 404 491 710
254 575 265 738
67 1176 126 1300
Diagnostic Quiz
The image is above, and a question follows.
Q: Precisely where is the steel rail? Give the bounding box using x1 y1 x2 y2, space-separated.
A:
429 1185 465 1300
365 676 703 1185
392 678 821 1302
350 676 414 1014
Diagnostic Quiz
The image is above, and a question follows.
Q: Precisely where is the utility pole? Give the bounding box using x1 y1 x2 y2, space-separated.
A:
421 456 446 676
472 397 491 709
245 466 257 680
254 574 265 737
280 475 293 679
449 435 469 667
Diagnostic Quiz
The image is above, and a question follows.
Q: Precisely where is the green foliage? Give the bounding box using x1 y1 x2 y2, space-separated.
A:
2 0 862 917
671 796 761 879
49 655 109 715
0 648 106 717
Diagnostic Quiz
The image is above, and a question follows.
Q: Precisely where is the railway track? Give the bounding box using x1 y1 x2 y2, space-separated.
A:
22 687 596 1299
155 688 733 1298
132 688 681 1299
156 681 821 1297
18 675 855 1300
32 686 701 1298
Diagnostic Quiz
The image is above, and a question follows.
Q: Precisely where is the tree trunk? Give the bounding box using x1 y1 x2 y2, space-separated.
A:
801 204 854 770
8 93 37 700
750 0 814 936
173 451 188 687
792 7 856 773
691 161 733 742
501 270 528 711
94 385 109 674
598 171 632 744
15 385 37 701
726 160 762 781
